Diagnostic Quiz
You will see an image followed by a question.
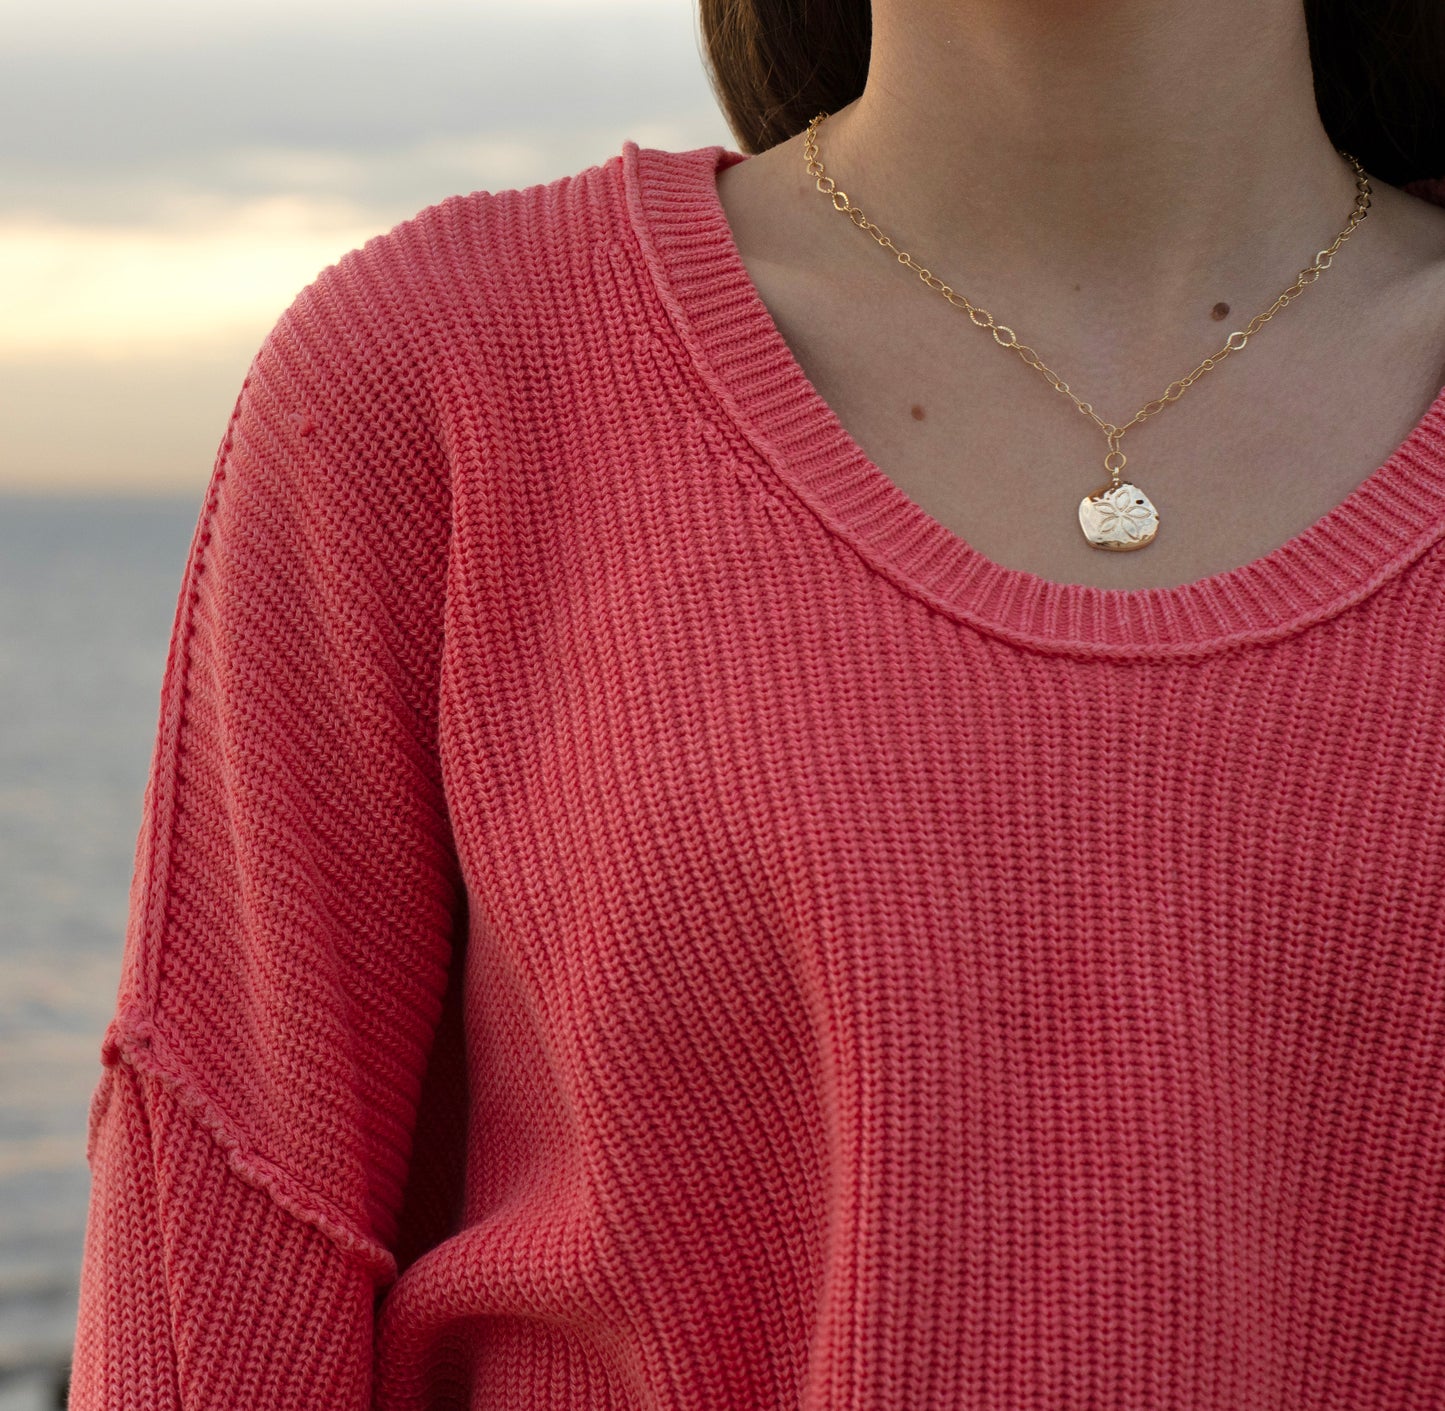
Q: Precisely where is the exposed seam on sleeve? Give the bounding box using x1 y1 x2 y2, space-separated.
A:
96 1003 399 1286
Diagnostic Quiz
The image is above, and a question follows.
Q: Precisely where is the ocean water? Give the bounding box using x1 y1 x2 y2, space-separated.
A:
0 493 201 1408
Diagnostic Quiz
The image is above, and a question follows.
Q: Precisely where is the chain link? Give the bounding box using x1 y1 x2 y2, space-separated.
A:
801 111 1373 476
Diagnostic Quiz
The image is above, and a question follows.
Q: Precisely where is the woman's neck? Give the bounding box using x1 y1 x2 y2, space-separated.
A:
816 0 1364 335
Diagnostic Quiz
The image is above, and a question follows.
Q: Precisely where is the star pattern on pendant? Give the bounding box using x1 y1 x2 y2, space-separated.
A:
1091 483 1155 540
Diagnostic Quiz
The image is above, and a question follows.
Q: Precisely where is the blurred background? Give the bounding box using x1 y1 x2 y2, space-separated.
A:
0 3 731 1404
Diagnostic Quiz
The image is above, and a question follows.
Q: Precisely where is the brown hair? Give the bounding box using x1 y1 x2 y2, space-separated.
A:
698 0 1445 186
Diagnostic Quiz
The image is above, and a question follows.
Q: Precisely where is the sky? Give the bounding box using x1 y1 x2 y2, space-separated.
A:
1 0 736 493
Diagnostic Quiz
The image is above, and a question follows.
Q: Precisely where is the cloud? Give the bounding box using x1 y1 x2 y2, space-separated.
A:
0 0 733 353
6 0 683 54
0 203 384 358
2 3 730 220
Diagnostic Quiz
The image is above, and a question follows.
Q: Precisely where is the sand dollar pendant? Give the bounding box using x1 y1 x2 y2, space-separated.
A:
1078 438 1159 550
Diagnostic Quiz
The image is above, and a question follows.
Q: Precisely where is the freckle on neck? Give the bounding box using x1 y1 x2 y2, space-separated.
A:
910 404 926 422
1210 301 1230 320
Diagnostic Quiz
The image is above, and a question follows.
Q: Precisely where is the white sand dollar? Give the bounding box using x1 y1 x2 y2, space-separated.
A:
1078 481 1160 550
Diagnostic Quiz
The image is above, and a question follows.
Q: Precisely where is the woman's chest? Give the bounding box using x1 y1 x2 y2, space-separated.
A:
437 444 1445 989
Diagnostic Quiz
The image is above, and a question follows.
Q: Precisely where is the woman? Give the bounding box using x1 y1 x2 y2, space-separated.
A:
69 0 1445 1407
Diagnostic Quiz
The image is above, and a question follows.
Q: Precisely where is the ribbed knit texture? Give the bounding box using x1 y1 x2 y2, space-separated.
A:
70 142 1445 1410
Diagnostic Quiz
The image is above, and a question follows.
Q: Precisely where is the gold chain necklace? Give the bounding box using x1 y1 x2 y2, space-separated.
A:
801 110 1373 552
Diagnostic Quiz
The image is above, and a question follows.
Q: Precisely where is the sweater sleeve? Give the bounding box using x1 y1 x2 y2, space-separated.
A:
68 243 466 1409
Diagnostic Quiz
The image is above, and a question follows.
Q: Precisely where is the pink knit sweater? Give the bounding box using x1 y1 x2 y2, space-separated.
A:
71 139 1445 1410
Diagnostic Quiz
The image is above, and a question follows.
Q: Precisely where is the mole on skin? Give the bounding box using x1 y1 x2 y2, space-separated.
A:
1071 280 1229 321
910 404 926 421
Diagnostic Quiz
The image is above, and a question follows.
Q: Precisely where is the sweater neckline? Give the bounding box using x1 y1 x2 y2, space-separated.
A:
621 139 1445 658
